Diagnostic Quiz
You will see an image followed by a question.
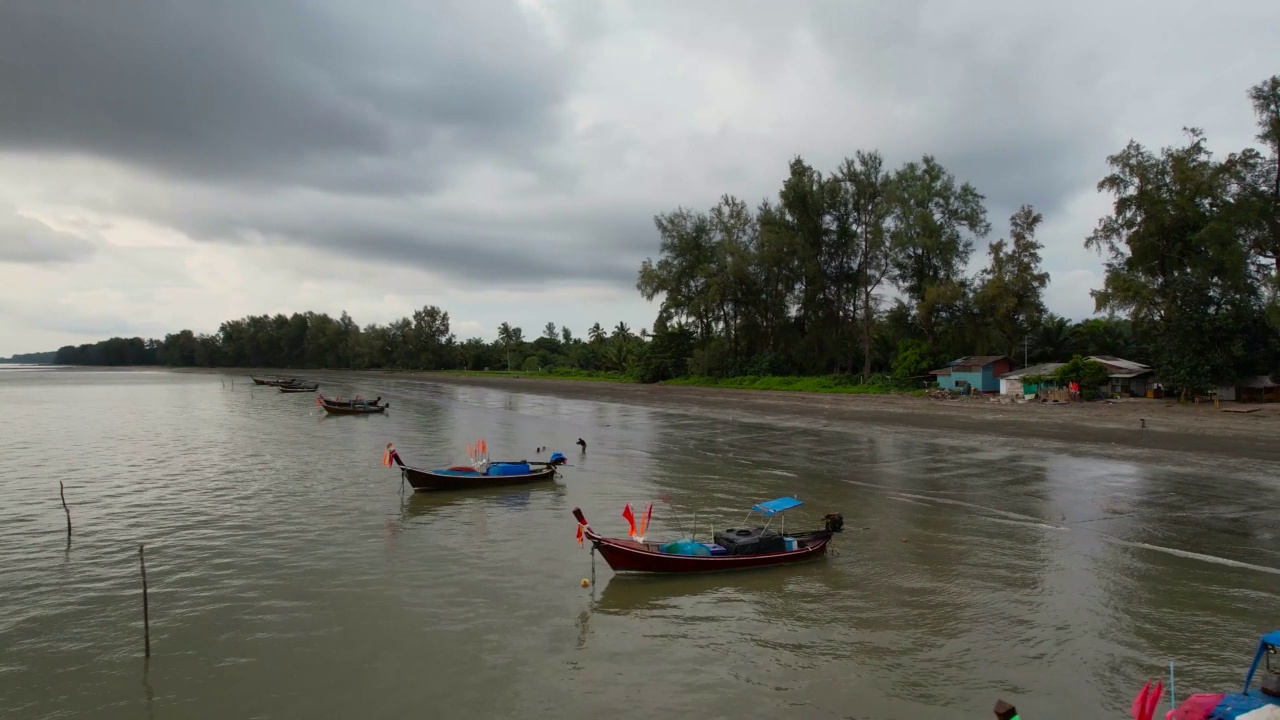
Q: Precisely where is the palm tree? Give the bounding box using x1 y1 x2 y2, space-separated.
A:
1031 315 1078 364
612 321 631 342
497 322 515 370
588 323 606 344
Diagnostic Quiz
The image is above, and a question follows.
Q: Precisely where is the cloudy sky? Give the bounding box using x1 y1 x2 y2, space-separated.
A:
1 0 1277 356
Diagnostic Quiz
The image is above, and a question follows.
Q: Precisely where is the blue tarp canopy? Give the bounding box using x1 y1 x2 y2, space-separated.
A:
753 496 803 516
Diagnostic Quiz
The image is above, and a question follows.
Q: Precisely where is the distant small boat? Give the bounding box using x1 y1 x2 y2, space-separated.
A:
383 441 565 491
572 497 843 574
1142 630 1280 720
252 376 300 387
279 384 318 393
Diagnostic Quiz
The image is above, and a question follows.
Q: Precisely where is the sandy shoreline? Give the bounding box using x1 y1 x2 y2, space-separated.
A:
160 367 1280 463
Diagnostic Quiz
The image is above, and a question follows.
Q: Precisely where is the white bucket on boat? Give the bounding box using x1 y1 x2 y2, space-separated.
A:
783 537 797 551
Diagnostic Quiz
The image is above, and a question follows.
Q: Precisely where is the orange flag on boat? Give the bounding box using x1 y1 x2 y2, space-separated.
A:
637 503 653 539
622 504 637 538
382 443 393 466
576 523 585 546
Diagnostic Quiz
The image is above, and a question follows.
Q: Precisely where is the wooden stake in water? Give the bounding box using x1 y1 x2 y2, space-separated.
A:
139 544 151 658
59 481 71 539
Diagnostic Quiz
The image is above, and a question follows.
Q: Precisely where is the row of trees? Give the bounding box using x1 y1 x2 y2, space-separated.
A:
50 304 1154 384
635 75 1280 392
43 75 1280 394
0 350 57 364
51 310 683 380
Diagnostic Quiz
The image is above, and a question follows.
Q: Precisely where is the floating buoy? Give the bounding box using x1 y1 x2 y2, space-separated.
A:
581 578 590 587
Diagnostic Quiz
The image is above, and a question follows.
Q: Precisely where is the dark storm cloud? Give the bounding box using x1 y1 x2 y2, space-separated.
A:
0 0 571 194
0 210 95 264
622 1 1112 221
141 191 655 288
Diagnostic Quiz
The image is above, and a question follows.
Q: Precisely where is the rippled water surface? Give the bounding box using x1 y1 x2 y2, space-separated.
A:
0 367 1277 719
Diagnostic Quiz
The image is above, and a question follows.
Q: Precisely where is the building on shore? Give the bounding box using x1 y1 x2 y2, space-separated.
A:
1086 355 1155 397
997 363 1065 397
929 356 1013 394
1215 375 1280 403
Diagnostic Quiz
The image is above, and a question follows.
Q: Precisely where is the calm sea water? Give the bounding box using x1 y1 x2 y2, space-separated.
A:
0 367 1276 719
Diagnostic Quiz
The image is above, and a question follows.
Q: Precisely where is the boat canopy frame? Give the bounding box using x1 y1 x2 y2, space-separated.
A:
1242 630 1280 695
742 496 804 536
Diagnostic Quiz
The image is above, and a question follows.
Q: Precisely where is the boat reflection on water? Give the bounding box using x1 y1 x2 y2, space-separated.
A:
589 562 830 617
398 484 563 523
384 484 565 547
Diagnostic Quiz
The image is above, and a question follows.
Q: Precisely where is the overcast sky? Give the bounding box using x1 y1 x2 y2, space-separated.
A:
1 1 1277 356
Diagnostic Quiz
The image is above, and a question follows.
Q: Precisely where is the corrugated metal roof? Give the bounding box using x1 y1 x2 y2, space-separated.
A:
947 355 1010 368
1087 355 1151 372
999 363 1064 379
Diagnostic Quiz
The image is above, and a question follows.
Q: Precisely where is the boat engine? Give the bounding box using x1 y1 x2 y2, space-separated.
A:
823 513 844 533
1263 642 1280 698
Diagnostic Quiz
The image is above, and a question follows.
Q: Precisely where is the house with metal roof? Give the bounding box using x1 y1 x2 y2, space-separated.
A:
1215 375 1280 403
1087 355 1155 396
929 356 1013 394
997 362 1065 397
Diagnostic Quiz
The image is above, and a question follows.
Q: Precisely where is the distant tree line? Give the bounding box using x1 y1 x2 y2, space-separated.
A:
46 75 1280 396
50 309 690 383
0 350 57 364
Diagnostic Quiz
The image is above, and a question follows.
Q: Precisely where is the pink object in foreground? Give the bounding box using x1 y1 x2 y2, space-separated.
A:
1132 681 1164 720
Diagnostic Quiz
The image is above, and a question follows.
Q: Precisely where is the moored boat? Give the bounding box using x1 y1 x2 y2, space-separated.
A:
320 400 387 414
383 441 565 491
251 375 301 387
572 496 843 574
1140 630 1280 720
279 381 319 393
316 393 387 413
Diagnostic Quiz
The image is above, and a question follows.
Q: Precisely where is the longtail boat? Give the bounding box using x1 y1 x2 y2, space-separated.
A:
279 381 318 393
251 376 300 386
317 394 388 413
572 496 843 574
1136 630 1280 720
383 441 565 492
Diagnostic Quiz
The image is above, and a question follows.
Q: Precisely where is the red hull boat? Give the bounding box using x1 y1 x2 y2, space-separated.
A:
571 498 842 575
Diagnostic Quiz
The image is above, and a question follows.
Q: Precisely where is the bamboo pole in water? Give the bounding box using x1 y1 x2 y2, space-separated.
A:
59 482 71 539
139 544 151 658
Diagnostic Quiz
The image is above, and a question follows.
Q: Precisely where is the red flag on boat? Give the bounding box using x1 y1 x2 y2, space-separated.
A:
622 504 637 538
1130 680 1163 720
576 523 585 546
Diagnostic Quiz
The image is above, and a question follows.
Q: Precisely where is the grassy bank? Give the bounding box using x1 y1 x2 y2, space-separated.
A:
429 370 924 395
431 368 632 383
660 375 925 395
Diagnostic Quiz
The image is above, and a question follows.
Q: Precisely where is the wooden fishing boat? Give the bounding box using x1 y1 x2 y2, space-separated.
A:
320 400 387 414
279 382 318 393
1139 630 1280 720
572 497 843 575
383 442 565 492
251 376 294 386
316 393 387 412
